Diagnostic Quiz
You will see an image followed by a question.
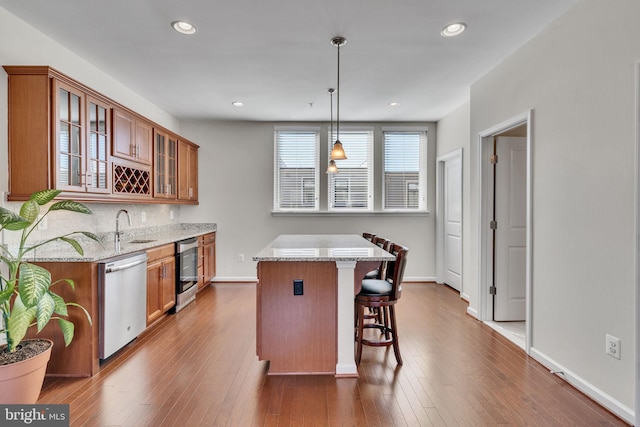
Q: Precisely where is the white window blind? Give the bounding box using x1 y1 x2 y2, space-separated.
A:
328 129 373 211
274 129 319 211
383 130 427 211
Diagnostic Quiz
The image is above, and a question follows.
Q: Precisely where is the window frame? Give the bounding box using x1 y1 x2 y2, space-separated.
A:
381 127 428 212
273 126 320 212
327 127 374 212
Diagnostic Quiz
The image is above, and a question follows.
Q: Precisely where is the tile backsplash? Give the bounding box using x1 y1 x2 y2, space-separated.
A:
0 201 180 246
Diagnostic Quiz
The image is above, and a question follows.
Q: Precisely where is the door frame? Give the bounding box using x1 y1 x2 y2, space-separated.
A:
436 148 464 297
477 110 533 353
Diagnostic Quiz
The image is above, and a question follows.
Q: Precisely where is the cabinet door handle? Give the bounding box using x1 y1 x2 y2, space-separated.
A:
136 144 140 158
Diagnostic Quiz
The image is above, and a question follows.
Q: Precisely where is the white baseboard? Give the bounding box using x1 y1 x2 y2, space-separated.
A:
466 305 478 319
211 276 438 283
529 347 634 425
404 276 437 282
211 276 257 283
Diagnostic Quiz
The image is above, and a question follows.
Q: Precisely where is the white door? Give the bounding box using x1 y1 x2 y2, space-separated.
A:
443 156 462 291
493 137 526 321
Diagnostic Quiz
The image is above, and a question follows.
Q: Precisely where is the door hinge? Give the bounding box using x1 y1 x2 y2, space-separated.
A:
490 154 499 164
490 220 497 230
489 286 497 295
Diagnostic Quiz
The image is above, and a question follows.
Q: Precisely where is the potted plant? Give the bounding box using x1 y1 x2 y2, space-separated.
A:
0 189 98 403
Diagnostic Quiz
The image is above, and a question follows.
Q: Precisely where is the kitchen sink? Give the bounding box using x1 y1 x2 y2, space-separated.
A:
129 239 157 244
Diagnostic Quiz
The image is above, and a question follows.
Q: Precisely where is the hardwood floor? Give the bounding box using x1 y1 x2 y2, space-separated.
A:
38 282 627 426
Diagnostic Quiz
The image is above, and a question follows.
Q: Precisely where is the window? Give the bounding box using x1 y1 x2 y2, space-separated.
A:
273 128 319 211
328 129 374 211
383 130 427 211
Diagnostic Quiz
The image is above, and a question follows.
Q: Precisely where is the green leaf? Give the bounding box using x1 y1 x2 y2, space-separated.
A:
0 207 31 231
36 292 55 332
19 200 40 223
17 263 51 307
49 200 92 215
7 295 37 347
0 284 14 305
58 318 74 347
30 189 61 205
59 237 83 255
49 292 68 316
78 231 100 242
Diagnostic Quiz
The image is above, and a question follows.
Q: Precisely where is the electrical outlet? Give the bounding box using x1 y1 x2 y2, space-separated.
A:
293 280 303 296
606 334 621 359
141 211 146 222
37 214 48 230
238 253 245 262
170 210 174 220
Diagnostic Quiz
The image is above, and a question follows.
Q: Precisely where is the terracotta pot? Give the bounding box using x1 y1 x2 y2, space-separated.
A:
0 339 53 404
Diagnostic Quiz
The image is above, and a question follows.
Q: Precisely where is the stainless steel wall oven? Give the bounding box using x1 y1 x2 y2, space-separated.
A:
174 237 199 312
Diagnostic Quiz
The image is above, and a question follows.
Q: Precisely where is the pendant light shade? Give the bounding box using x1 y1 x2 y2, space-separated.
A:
330 141 347 160
326 159 338 173
330 36 347 161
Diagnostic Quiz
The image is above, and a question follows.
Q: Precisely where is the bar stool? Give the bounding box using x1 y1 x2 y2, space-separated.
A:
364 236 391 280
362 232 376 242
355 243 409 366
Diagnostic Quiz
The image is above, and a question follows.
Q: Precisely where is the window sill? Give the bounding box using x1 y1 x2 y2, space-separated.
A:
271 211 430 217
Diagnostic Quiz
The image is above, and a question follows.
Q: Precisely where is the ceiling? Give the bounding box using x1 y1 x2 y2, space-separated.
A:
0 0 577 122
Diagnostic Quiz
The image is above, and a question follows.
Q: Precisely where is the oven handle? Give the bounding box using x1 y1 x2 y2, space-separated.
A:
105 258 147 274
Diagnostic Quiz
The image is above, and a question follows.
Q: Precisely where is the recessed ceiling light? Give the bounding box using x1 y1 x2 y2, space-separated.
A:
389 102 400 107
441 22 467 37
232 101 245 107
171 20 196 35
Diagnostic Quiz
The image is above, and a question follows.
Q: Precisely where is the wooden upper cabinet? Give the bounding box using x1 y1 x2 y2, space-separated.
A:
153 128 177 199
112 108 153 165
178 139 199 202
3 65 198 203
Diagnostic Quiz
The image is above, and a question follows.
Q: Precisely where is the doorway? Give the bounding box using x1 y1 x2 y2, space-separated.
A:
478 112 532 353
436 149 463 294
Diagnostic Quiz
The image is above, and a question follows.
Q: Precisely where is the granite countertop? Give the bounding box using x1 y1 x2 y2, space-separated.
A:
253 234 395 262
24 223 217 262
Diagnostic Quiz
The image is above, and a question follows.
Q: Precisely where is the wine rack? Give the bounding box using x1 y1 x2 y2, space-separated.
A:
113 164 151 196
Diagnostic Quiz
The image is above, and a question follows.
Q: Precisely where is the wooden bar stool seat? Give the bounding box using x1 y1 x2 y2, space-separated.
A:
355 243 409 366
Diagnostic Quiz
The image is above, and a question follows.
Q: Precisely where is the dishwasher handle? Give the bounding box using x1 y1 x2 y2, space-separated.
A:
105 258 147 274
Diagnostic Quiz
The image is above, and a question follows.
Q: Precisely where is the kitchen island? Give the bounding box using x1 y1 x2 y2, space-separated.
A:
253 234 394 377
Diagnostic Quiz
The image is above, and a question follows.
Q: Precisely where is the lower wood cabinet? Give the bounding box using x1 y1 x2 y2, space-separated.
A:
146 244 176 325
28 261 99 377
198 232 216 291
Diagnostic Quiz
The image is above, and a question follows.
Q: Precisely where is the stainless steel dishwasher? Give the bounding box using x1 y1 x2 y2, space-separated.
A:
99 252 148 360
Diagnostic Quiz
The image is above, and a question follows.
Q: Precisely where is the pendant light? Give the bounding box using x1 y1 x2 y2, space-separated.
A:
330 36 347 161
326 88 339 173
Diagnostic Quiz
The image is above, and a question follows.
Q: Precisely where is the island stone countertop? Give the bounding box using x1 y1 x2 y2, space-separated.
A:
24 223 216 262
253 234 394 262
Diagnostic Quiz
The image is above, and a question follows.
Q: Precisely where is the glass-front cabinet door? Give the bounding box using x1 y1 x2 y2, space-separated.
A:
87 96 111 193
154 129 177 199
55 81 85 192
54 80 111 194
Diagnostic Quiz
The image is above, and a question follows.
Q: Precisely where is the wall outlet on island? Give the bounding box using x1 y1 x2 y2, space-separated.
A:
169 210 174 220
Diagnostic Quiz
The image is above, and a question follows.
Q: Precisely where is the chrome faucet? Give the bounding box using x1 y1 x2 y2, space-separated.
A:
115 209 132 253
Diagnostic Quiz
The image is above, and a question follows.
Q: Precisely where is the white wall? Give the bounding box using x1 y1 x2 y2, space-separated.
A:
463 0 638 418
436 101 472 299
179 120 437 281
0 7 183 232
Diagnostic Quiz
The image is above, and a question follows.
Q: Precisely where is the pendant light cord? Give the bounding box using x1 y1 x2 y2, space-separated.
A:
336 41 340 142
